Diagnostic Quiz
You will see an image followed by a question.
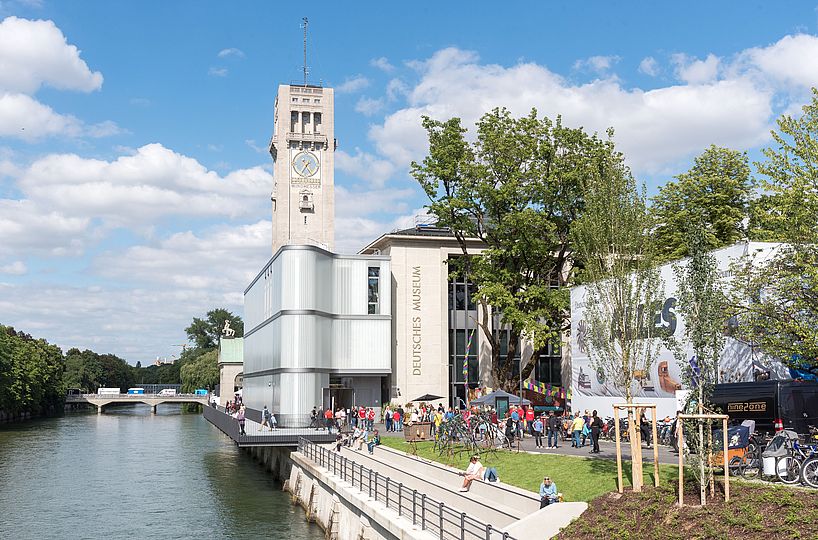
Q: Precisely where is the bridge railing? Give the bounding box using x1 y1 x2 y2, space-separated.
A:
203 406 335 445
297 437 517 540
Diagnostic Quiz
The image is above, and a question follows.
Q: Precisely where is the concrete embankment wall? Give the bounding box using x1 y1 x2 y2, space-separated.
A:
0 410 34 423
285 451 435 540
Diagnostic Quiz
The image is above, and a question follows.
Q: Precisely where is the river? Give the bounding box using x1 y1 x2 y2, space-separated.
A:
0 404 324 540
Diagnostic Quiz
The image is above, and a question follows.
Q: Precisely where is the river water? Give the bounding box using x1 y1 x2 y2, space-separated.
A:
0 404 324 540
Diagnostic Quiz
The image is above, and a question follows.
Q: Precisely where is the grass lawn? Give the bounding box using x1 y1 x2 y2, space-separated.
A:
379 437 679 503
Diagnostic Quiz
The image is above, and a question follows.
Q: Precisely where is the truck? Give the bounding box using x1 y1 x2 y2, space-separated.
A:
194 389 208 396
127 388 145 395
158 388 177 396
711 380 818 437
97 388 121 395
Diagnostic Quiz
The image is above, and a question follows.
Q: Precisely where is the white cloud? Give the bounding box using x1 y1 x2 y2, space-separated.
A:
10 143 271 231
335 148 396 188
245 139 267 154
217 47 245 59
386 78 409 101
0 199 89 257
334 185 419 253
0 16 103 94
370 56 395 72
0 93 123 141
354 96 385 116
336 75 370 93
673 53 721 84
0 260 26 274
208 67 228 77
367 46 785 174
638 56 659 77
96 221 271 290
574 55 620 73
739 33 818 89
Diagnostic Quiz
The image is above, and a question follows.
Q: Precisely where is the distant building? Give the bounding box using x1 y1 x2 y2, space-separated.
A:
153 357 176 366
218 337 243 404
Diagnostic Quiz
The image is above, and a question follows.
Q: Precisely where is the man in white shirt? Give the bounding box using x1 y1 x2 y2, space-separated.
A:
459 455 484 492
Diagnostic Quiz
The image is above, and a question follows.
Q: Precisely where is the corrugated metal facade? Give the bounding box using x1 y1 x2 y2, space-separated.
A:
243 245 390 421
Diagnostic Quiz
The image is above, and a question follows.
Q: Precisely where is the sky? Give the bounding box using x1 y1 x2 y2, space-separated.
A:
1 1 818 364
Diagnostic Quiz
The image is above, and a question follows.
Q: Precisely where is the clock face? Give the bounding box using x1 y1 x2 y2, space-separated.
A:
292 151 319 177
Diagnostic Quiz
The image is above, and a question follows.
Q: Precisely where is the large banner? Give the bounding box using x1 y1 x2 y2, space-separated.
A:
570 242 789 416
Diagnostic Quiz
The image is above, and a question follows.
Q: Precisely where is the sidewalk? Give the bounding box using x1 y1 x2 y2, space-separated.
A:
377 423 679 465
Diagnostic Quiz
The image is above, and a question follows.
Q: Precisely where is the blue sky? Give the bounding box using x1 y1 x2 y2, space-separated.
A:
1 1 817 363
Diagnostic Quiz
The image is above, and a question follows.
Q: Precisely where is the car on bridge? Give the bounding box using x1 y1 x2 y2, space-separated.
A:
158 388 177 396
98 388 121 395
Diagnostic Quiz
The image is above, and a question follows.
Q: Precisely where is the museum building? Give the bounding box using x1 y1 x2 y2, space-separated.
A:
240 82 570 424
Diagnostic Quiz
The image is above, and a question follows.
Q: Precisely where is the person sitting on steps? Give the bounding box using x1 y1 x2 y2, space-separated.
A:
459 455 484 492
539 476 559 508
367 429 380 454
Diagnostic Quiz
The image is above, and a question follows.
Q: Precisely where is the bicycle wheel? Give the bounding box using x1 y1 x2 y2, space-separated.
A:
741 456 760 479
801 457 818 489
776 456 802 484
728 456 743 476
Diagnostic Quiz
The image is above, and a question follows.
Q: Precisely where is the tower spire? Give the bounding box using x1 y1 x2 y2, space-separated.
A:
302 17 309 86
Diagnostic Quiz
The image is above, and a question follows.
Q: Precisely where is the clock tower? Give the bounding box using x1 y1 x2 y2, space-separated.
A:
269 84 335 253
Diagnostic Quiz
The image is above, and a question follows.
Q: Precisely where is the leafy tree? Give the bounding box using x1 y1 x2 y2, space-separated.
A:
671 228 727 505
571 145 664 493
411 108 610 390
185 308 243 350
651 145 752 262
0 325 65 417
180 350 218 392
732 90 818 369
751 88 818 244
64 348 134 392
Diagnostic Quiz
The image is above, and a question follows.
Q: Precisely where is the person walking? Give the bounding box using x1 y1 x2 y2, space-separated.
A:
525 406 535 435
384 405 393 432
532 415 544 448
640 411 652 448
260 405 271 431
590 410 603 453
324 407 334 433
235 405 246 436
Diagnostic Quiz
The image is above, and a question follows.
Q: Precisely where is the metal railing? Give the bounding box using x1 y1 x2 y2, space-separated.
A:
297 438 517 540
204 406 335 446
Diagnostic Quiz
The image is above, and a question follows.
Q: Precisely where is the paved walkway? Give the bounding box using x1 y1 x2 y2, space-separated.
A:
314 440 587 540
376 423 680 465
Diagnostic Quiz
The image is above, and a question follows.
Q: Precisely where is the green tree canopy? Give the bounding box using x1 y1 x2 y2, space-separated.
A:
185 308 243 350
651 145 752 262
180 349 218 392
411 108 611 390
0 325 65 416
751 88 818 244
64 348 134 392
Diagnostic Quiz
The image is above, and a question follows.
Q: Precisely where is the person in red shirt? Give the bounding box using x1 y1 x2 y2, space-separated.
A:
392 409 401 431
526 407 535 435
324 407 334 433
366 407 375 430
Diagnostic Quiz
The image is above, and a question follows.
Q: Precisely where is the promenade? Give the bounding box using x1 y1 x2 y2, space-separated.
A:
290 438 587 540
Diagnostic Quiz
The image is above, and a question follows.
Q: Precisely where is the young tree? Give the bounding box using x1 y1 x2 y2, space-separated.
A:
411 108 609 390
180 350 219 392
185 308 244 350
571 141 664 492
672 227 727 505
651 145 752 262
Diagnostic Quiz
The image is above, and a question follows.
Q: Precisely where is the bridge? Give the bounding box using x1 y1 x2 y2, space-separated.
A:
66 393 209 414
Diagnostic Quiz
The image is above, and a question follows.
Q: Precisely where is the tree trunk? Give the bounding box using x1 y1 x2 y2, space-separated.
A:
698 392 705 506
629 407 643 492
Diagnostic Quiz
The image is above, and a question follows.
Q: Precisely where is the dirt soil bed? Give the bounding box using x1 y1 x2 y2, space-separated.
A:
555 483 818 540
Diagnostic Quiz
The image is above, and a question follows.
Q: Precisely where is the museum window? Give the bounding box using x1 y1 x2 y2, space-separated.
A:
367 266 380 314
449 329 479 384
535 339 562 386
314 112 322 134
448 269 477 311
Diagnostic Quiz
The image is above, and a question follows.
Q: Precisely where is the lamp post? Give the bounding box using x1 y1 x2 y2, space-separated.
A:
519 356 523 406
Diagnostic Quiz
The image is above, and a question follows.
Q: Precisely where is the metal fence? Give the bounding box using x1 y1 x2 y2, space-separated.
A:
297 438 517 540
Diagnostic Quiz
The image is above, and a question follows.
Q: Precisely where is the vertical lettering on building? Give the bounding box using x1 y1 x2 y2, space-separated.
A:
411 266 421 376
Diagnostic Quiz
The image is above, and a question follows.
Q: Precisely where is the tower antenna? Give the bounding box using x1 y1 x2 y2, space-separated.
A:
301 17 309 86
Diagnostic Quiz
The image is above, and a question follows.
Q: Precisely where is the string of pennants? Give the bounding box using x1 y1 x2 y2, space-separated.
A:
525 378 572 401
